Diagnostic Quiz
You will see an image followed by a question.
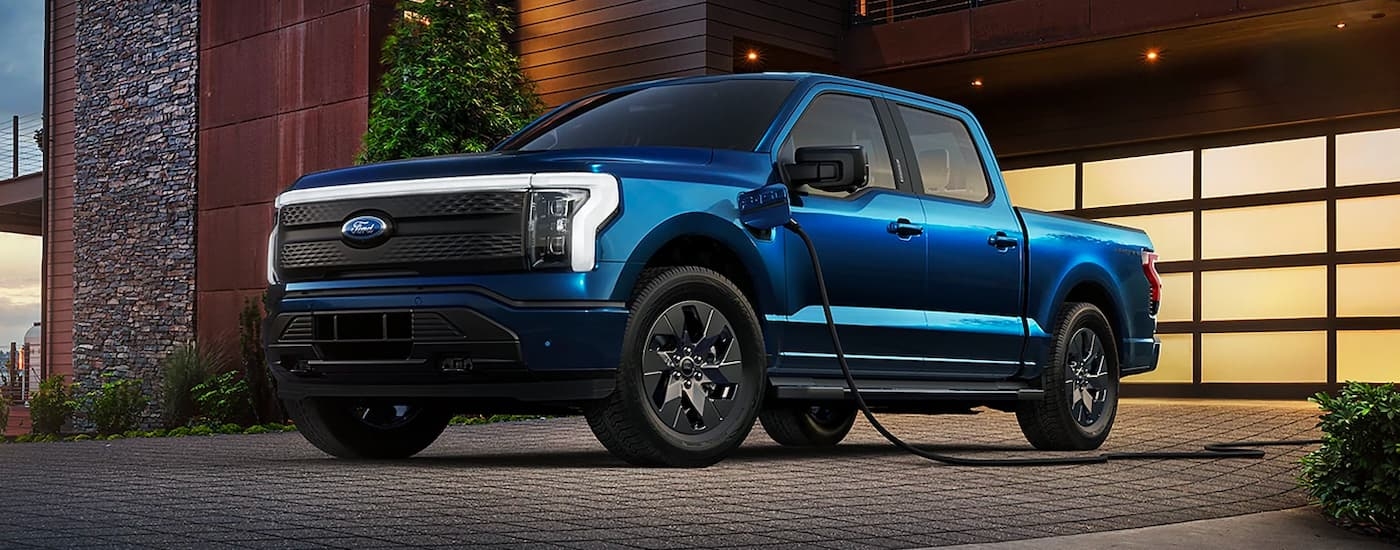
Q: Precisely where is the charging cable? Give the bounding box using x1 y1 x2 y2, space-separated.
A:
784 220 1321 466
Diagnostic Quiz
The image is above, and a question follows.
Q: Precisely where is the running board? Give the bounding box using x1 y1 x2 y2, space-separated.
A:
768 376 1044 402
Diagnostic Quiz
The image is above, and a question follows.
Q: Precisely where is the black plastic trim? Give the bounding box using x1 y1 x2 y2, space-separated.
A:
281 284 627 309
768 376 1041 401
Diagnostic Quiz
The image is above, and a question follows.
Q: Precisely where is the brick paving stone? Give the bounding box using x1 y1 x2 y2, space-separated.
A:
0 400 1319 548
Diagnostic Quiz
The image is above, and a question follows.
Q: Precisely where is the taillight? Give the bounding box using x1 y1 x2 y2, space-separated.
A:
1142 250 1161 315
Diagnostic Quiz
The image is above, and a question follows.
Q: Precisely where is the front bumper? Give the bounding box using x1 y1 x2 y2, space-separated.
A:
265 284 629 402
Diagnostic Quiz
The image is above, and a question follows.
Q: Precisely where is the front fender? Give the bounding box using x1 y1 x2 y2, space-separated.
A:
613 212 783 315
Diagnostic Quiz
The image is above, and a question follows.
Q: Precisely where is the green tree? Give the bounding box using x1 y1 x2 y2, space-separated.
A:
359 0 542 163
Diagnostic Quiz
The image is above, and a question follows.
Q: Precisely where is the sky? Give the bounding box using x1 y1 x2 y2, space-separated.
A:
0 1 44 347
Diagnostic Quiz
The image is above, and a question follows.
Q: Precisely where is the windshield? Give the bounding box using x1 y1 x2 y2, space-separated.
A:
500 79 797 152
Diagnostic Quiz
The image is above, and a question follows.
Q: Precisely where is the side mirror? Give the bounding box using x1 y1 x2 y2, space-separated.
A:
783 145 868 193
737 184 792 231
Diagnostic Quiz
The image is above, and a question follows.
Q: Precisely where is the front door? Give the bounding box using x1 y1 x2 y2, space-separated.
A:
774 91 931 377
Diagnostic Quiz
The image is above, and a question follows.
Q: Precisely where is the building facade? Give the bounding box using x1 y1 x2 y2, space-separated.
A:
39 0 1400 403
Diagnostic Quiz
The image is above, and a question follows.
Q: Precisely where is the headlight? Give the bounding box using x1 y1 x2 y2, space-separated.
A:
266 226 280 284
528 173 620 272
527 190 589 269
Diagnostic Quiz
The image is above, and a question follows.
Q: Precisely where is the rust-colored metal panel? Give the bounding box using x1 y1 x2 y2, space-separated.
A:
201 31 280 129
199 117 279 211
198 1 381 346
843 11 972 73
202 0 279 49
973 0 1091 52
1089 0 1238 35
298 7 370 110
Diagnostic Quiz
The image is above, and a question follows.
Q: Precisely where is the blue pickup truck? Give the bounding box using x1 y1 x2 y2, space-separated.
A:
265 73 1161 467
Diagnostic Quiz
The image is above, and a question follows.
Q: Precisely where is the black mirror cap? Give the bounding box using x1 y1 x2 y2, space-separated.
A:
783 145 868 193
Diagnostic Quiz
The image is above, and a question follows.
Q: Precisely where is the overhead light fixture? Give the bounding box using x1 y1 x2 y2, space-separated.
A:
1335 21 1347 29
745 50 760 62
970 78 984 88
1144 49 1161 63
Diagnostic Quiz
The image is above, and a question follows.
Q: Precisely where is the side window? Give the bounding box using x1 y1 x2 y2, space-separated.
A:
897 105 991 203
781 94 897 195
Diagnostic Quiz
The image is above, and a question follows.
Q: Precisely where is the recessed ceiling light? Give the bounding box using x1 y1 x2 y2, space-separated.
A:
1336 21 1347 29
970 78 984 88
1144 49 1161 62
745 50 760 62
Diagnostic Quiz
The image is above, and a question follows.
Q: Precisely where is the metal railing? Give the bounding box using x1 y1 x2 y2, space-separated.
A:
1 113 44 180
851 0 1015 25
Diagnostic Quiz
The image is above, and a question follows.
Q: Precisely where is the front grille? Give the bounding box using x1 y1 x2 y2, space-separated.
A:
280 234 521 270
275 190 528 280
279 192 524 227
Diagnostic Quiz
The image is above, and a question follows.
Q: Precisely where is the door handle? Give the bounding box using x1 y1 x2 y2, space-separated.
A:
887 218 924 239
988 231 1018 251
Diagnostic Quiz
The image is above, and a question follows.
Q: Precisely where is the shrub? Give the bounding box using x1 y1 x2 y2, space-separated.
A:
1301 382 1400 532
192 371 252 426
168 427 190 438
242 425 268 435
160 342 223 428
29 375 75 435
80 373 149 436
14 434 32 443
71 434 91 442
0 393 9 434
189 425 214 437
357 0 540 163
239 296 282 423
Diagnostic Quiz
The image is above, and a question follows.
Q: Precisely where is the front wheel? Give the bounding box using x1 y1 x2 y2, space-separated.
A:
1015 302 1120 451
285 398 451 459
585 266 766 467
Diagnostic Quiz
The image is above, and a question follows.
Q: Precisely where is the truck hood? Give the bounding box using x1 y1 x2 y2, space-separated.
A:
288 147 744 191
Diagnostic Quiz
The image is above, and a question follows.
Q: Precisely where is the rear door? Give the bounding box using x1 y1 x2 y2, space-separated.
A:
888 101 1026 379
774 89 932 377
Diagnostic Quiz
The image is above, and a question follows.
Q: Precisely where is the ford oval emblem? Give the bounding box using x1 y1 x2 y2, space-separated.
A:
341 215 390 244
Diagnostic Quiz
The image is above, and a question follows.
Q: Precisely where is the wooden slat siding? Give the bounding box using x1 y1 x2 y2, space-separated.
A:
45 0 78 381
708 0 845 58
515 0 711 107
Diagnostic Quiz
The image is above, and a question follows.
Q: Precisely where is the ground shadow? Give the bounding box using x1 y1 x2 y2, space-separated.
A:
268 441 1045 470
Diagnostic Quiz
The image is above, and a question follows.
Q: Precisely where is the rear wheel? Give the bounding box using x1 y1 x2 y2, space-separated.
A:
759 403 857 447
1015 302 1119 451
285 398 451 459
585 266 765 467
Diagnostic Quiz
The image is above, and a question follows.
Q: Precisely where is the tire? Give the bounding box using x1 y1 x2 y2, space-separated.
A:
1015 302 1120 451
585 266 766 467
759 403 857 447
285 398 451 459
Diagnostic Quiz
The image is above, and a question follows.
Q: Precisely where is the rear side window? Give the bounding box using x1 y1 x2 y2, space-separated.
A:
897 105 990 203
780 94 897 195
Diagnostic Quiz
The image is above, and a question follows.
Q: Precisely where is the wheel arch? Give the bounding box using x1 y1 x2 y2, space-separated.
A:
616 212 781 318
1045 265 1129 364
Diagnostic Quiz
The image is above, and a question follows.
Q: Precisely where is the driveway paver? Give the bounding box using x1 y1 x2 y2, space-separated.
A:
0 399 1322 549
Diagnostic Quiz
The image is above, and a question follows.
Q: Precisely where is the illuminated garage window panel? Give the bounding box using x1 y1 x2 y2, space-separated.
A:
1337 263 1400 317
1097 212 1193 262
1337 127 1400 186
1336 195 1400 251
1001 164 1075 211
1200 266 1327 321
1082 151 1192 208
1201 202 1326 259
1126 333 1193 383
1201 137 1325 198
1156 272 1194 322
1201 331 1326 383
1337 331 1400 383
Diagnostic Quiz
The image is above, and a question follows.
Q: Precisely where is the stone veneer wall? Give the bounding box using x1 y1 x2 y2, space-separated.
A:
72 0 199 426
